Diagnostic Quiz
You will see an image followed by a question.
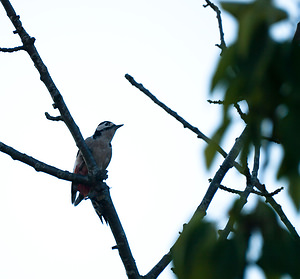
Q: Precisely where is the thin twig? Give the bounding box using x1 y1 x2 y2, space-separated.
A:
45 112 63 121
125 74 209 141
233 102 247 123
219 164 255 240
250 141 298 239
203 0 227 52
0 45 24 52
219 142 299 240
218 183 284 197
207 99 224 104
143 251 172 279
195 126 249 216
254 179 300 240
125 74 244 174
219 142 261 240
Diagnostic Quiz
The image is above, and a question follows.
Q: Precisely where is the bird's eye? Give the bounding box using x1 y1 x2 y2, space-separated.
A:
105 122 110 126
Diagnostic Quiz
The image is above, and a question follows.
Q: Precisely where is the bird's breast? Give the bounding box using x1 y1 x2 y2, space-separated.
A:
90 140 112 170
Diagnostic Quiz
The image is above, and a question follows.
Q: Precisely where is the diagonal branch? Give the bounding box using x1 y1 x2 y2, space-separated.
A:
253 179 299 239
218 145 259 240
0 141 90 184
218 141 299 240
125 73 300 263
91 186 141 277
143 251 172 279
1 1 141 278
195 126 249 217
0 140 141 278
125 74 209 142
125 74 244 174
0 0 99 177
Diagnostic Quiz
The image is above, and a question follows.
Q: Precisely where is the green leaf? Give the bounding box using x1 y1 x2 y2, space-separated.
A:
172 216 218 279
172 214 248 279
221 0 287 56
210 0 300 207
173 202 300 279
253 203 300 278
210 45 237 92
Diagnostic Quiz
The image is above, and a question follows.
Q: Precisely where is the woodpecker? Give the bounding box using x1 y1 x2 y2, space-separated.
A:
71 121 123 206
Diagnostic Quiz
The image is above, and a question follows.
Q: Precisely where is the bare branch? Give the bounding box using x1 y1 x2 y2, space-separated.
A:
203 0 226 52
45 112 63 121
195 126 249 216
0 141 90 184
254 179 300 240
219 143 261 240
1 1 141 277
125 75 209 141
125 74 300 241
218 164 255 240
218 183 283 197
207 99 224 104
143 251 172 279
0 0 99 176
233 102 247 123
125 73 296 240
1 136 142 278
249 143 298 237
219 143 299 240
207 100 248 122
0 45 24 52
91 187 141 278
125 74 244 174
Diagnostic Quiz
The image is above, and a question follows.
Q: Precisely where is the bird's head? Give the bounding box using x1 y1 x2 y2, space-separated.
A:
93 121 123 139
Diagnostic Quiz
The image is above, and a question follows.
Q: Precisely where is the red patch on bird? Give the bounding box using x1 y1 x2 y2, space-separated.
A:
74 164 90 197
74 164 88 176
77 184 91 197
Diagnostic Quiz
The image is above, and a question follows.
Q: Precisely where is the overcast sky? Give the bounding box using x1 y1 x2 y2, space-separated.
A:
0 1 299 279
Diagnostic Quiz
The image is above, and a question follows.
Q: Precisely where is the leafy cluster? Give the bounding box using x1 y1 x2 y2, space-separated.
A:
173 201 300 279
207 0 300 207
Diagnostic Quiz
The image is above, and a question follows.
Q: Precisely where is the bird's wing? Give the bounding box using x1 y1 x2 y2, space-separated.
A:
71 150 88 205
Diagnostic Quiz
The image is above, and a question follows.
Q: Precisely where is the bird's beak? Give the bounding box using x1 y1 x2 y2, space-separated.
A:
115 124 124 129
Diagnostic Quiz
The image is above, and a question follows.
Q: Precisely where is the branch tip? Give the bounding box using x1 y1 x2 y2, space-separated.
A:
219 183 284 198
203 0 227 52
45 112 63 122
0 45 24 52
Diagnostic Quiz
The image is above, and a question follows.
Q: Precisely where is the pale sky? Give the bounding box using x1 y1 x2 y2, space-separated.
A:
0 1 299 279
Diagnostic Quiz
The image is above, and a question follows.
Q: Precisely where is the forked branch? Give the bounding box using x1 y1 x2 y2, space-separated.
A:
0 1 140 278
125 74 300 239
0 0 99 176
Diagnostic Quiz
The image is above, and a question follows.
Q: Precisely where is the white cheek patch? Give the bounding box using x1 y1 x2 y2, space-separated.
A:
96 122 114 132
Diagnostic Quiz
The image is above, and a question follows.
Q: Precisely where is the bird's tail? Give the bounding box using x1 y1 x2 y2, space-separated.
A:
91 199 108 224
71 183 90 206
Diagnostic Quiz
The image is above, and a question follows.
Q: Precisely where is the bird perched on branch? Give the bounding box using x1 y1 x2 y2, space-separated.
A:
71 121 123 206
